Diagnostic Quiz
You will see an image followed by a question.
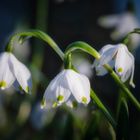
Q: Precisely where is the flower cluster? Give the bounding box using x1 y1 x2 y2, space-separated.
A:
0 42 135 109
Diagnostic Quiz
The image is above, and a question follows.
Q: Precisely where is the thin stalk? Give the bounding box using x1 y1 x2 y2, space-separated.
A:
90 89 117 130
5 30 64 60
104 64 140 111
31 0 49 93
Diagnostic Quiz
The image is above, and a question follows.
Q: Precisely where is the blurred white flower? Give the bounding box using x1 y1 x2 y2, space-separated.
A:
31 102 55 130
72 54 93 78
93 44 135 87
0 52 32 93
43 69 90 109
13 23 30 62
98 12 140 49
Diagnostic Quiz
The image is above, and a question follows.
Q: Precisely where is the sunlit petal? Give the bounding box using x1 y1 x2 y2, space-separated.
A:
0 52 15 89
99 44 119 65
44 69 91 108
115 44 135 87
98 15 120 28
44 70 71 108
9 54 32 93
66 70 90 104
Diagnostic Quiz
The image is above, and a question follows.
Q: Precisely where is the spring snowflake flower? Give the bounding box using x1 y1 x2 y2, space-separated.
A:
72 53 93 78
98 12 140 49
93 44 135 87
43 69 90 108
0 52 32 93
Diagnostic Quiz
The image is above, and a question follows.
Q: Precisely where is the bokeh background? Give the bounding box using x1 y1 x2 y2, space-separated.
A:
0 0 140 139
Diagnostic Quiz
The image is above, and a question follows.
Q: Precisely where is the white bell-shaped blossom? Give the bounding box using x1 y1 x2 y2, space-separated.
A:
72 53 93 78
43 69 90 109
93 44 135 87
0 52 32 93
98 12 140 49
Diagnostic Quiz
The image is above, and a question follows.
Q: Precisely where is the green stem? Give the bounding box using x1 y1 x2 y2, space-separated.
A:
5 30 64 60
64 53 72 69
31 0 49 93
122 28 140 45
65 41 116 129
90 89 117 130
6 30 116 129
104 64 140 111
65 41 140 111
65 41 100 59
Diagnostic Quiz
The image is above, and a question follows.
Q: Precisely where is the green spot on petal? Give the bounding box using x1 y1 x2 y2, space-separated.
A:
41 98 46 109
57 95 64 102
52 102 57 108
26 86 30 93
72 101 78 108
118 67 123 73
0 81 7 89
19 86 23 91
82 96 87 104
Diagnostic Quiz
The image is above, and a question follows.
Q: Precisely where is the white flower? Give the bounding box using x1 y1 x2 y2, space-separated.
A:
43 69 90 108
98 12 140 49
13 23 31 62
0 52 32 93
72 53 93 78
93 44 135 87
31 102 55 130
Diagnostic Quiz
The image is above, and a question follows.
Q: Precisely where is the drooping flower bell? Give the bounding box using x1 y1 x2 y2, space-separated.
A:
93 44 135 87
43 69 90 108
0 52 32 93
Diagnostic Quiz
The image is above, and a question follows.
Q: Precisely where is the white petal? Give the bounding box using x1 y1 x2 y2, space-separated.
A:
65 70 90 104
44 70 71 108
13 80 25 94
98 15 120 28
99 44 120 65
111 13 140 40
93 59 107 76
128 54 135 87
9 54 32 93
115 44 130 76
0 52 15 89
121 50 135 87
93 57 115 76
115 44 135 87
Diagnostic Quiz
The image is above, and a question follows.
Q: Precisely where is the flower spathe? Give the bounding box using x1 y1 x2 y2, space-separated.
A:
0 52 32 93
93 44 135 87
43 69 90 108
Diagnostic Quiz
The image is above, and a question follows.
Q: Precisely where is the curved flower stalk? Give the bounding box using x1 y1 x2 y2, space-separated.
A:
0 52 32 93
3 30 65 93
43 69 90 109
6 30 64 60
93 43 135 87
